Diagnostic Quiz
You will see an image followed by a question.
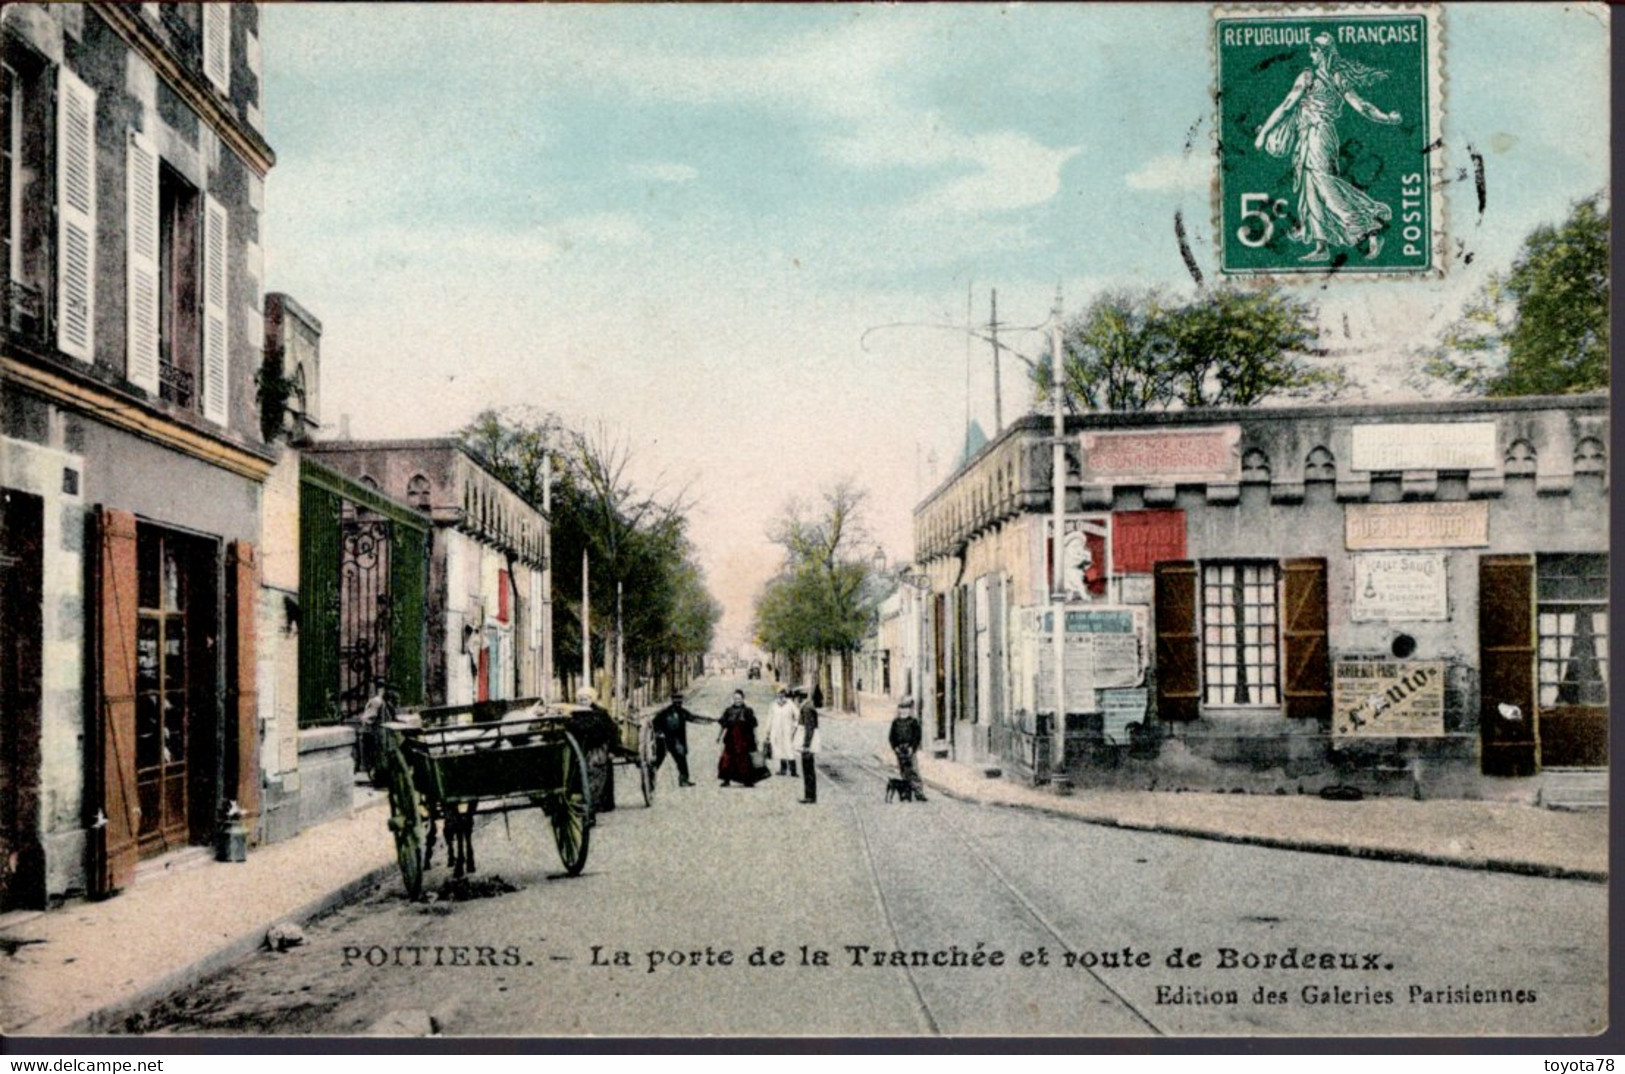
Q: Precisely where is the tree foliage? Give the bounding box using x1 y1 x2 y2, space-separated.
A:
1032 284 1342 412
458 407 720 692
753 478 880 663
1421 194 1609 396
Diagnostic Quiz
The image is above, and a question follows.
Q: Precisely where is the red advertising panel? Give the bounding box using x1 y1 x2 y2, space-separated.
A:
1113 510 1187 574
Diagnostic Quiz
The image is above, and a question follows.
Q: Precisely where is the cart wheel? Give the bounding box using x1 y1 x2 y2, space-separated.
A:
551 732 592 876
385 753 425 899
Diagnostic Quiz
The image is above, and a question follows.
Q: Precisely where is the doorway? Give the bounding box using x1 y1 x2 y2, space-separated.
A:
134 525 218 856
1 488 45 909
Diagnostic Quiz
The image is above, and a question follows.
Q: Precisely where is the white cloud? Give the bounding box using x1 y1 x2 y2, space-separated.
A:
1125 151 1211 192
628 161 699 184
825 111 1082 218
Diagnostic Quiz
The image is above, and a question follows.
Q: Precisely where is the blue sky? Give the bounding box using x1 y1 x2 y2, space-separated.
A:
260 3 1609 646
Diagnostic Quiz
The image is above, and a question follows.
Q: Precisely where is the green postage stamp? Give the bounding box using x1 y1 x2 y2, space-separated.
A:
1214 5 1443 276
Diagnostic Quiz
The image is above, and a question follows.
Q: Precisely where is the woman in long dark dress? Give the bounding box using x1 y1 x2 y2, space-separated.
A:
717 690 763 787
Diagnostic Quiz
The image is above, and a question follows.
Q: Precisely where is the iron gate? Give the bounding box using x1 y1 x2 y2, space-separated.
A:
299 460 428 727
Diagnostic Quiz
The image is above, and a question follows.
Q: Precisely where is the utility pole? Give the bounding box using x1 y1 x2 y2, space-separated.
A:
990 288 1003 436
581 549 590 695
1049 287 1070 784
542 451 553 705
615 581 625 716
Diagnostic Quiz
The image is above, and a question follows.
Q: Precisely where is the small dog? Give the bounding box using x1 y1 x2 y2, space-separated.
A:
885 777 917 803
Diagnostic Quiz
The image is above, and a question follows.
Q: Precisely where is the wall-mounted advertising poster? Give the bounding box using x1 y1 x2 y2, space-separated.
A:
1333 660 1446 737
1351 552 1449 621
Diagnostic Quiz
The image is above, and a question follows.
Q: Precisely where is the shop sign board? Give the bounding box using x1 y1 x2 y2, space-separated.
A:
1345 501 1488 550
1333 660 1445 737
1350 422 1497 472
1079 426 1240 485
1351 552 1448 621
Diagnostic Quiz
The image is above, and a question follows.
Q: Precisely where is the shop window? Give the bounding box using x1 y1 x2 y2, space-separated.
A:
1201 562 1279 706
1537 554 1608 708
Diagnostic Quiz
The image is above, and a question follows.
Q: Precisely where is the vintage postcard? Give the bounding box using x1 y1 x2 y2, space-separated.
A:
0 1 1611 1047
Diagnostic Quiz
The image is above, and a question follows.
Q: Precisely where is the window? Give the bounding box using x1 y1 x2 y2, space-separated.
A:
2 46 50 342
201 3 230 95
157 164 201 407
1201 562 1279 706
1537 554 1608 708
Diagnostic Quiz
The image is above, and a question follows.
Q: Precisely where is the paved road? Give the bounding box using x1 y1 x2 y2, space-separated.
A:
126 677 1606 1038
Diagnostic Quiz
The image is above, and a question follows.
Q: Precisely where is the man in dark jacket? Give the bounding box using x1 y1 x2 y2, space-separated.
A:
650 690 714 788
888 696 926 801
796 688 821 804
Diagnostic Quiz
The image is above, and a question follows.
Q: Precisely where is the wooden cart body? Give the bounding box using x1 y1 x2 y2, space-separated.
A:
381 708 593 898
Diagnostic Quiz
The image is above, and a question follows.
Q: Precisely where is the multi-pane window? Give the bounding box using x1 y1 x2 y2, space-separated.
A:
135 528 194 854
1537 554 1608 708
1201 562 1280 705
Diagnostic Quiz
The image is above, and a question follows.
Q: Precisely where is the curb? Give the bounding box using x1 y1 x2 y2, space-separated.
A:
912 766 1608 886
59 861 400 1036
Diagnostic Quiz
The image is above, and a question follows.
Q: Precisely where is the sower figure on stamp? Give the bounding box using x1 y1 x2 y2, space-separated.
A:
765 687 800 777
650 690 715 788
1253 32 1402 262
888 696 927 802
796 688 821 804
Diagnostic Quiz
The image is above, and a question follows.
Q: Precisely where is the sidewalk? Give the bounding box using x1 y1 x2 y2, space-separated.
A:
853 694 1607 883
0 796 397 1037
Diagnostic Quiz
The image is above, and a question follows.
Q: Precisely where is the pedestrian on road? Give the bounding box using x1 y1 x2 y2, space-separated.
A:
765 688 800 777
650 690 715 788
796 688 821 804
717 689 765 787
888 696 927 802
569 688 620 814
812 681 825 709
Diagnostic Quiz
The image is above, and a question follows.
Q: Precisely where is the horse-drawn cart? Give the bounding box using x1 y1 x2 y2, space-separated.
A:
380 707 595 899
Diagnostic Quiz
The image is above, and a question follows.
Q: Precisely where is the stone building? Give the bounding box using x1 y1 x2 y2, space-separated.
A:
1 3 275 904
304 439 550 709
911 394 1608 799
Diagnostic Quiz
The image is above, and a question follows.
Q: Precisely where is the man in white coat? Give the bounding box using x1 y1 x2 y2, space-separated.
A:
765 688 800 777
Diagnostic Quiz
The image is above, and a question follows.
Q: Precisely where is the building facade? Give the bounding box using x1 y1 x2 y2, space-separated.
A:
304 439 550 709
912 395 1608 798
2 3 274 905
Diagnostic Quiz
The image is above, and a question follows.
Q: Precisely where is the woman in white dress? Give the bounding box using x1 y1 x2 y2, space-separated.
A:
765 688 800 777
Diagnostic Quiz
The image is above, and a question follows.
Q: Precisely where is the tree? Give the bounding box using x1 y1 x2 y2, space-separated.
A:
1421 194 1608 396
1033 284 1341 412
752 478 881 711
459 407 718 703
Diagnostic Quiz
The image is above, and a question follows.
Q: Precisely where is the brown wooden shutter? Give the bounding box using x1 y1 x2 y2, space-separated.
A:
1154 561 1200 721
93 509 140 896
227 541 261 842
1479 554 1536 777
1282 558 1331 720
